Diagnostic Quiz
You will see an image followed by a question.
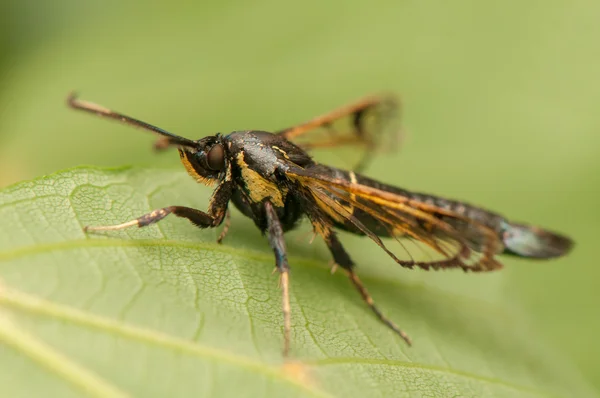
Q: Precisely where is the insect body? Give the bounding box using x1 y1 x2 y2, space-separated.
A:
68 93 573 356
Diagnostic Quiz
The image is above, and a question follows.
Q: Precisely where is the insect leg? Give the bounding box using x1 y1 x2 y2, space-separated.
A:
84 206 222 232
216 210 231 244
325 232 412 346
153 136 171 151
324 231 355 271
85 180 232 233
264 201 292 357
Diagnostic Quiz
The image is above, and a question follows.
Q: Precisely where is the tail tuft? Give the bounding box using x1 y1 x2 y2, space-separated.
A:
502 222 573 259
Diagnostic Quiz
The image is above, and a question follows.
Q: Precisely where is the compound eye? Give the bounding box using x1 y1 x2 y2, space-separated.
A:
206 143 225 171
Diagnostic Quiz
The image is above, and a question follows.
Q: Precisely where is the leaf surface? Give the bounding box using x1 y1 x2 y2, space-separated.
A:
0 167 594 397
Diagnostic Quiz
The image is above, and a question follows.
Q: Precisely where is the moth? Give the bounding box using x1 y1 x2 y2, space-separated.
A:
68 93 573 355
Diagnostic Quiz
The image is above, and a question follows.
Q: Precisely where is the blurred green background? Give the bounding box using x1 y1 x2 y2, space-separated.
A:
0 0 598 392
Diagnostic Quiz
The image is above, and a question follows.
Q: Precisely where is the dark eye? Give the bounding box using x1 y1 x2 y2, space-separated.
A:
206 144 225 171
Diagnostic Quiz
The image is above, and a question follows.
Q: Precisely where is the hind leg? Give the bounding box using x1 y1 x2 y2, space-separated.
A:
324 231 412 345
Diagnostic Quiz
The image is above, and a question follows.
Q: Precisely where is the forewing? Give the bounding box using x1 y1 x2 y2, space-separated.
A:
287 166 504 272
276 94 402 171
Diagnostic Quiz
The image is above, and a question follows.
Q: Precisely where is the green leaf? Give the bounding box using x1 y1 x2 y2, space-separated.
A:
0 166 595 398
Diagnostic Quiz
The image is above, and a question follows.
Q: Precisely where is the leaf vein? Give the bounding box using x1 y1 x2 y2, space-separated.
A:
0 309 130 398
0 285 332 398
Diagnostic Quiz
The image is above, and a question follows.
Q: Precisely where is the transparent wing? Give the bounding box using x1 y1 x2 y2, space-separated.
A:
288 166 505 272
277 94 402 172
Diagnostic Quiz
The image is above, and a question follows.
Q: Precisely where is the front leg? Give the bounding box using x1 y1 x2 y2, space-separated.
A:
84 206 224 232
85 182 232 232
263 201 292 357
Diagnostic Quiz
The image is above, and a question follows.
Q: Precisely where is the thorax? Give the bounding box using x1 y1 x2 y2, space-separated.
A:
224 131 308 231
